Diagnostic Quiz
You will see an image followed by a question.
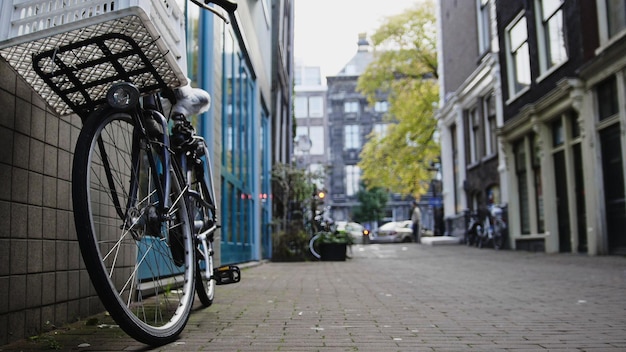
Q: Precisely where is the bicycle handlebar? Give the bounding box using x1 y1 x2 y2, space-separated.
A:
204 0 238 13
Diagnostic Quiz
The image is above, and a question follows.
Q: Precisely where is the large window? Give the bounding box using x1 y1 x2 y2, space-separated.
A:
345 165 360 196
372 123 388 138
295 95 323 118
536 0 568 74
308 96 324 117
607 0 626 37
467 107 480 164
477 0 491 54
506 15 531 97
374 101 388 112
222 25 254 261
344 125 360 149
294 96 307 118
308 126 325 155
344 101 359 113
597 75 619 122
484 95 497 156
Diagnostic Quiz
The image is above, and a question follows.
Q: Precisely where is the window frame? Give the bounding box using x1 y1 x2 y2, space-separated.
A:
308 96 324 117
345 165 361 196
476 0 491 55
535 0 568 78
505 13 531 101
467 107 480 165
344 124 361 150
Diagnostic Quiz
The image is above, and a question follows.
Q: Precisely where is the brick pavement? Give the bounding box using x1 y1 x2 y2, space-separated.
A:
2 244 626 351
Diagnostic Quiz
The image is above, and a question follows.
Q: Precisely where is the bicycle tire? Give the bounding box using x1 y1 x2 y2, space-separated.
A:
184 148 217 307
493 221 505 250
466 225 477 246
195 245 215 306
72 110 196 346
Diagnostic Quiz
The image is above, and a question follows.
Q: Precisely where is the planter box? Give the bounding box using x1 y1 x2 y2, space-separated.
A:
320 243 347 261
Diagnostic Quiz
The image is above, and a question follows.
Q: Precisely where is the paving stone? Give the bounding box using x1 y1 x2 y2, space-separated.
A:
1 245 625 351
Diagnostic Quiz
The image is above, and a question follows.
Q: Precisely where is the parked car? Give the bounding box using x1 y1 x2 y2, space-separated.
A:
370 220 414 243
335 221 366 244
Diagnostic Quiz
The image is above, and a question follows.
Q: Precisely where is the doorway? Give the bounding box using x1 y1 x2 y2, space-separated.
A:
600 124 626 254
553 150 571 252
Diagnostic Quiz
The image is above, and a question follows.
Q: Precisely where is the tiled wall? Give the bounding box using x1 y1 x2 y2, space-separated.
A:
0 59 103 346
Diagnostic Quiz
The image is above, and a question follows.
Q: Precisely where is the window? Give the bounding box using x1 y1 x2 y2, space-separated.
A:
536 0 567 73
477 0 491 54
596 75 618 121
294 96 307 118
506 15 531 96
308 126 325 155
607 0 626 37
294 126 310 155
373 123 388 138
552 119 564 147
484 95 497 156
374 101 388 112
308 96 324 117
344 101 359 113
222 24 255 251
345 165 361 196
467 107 479 163
344 125 360 149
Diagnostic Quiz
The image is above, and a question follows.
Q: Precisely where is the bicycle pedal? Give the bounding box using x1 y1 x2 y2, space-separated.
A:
213 265 241 285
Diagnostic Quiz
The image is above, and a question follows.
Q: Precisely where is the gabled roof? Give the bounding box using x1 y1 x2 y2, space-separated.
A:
334 33 373 77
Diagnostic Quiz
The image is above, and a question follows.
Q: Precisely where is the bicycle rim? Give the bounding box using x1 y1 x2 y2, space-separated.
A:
195 242 215 306
72 111 195 345
188 163 216 306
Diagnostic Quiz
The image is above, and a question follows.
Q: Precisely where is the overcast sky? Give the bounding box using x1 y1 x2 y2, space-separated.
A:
293 0 418 80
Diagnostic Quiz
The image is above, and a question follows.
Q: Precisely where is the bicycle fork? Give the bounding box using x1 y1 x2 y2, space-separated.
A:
176 132 240 286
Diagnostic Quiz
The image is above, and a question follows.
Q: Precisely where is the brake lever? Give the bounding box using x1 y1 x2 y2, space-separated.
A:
190 0 230 23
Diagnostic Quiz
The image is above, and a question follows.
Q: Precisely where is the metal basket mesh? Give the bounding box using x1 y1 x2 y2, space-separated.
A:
0 15 184 117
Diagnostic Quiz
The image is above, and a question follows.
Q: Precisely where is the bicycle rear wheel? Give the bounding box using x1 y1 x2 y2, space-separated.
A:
493 222 505 250
72 110 196 346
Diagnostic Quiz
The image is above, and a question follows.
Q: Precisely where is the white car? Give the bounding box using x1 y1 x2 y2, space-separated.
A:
370 220 414 243
335 221 366 244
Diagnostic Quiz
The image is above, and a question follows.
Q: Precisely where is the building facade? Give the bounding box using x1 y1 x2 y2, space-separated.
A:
436 0 507 239
438 0 626 255
0 0 292 344
326 35 412 225
293 62 329 183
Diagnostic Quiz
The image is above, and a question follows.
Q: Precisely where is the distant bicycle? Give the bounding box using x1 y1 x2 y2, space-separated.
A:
476 205 507 250
466 210 481 247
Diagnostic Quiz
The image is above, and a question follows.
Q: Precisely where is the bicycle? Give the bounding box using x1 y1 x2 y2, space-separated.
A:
24 0 241 346
466 210 481 247
475 204 506 250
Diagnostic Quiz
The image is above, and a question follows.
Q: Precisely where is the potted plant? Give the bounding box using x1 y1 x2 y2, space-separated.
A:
314 231 353 261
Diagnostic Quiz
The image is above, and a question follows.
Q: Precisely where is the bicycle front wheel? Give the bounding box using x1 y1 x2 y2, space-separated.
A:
187 160 216 307
72 110 196 346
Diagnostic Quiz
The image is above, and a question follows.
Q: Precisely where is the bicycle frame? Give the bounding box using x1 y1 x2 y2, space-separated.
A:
25 0 240 344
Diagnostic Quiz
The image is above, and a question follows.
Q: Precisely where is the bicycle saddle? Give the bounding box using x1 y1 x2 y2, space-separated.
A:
163 84 212 117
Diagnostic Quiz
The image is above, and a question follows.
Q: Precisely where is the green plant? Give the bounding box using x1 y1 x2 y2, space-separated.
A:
315 230 353 245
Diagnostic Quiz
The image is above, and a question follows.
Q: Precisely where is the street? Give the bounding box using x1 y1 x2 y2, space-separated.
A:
2 244 626 351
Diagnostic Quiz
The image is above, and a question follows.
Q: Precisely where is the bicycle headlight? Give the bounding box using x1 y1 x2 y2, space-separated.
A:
107 82 140 110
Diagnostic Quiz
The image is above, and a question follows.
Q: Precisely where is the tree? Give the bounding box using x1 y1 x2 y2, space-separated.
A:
357 0 440 198
352 182 388 224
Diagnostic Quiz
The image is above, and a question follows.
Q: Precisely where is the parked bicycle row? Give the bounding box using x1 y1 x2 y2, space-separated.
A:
466 204 507 250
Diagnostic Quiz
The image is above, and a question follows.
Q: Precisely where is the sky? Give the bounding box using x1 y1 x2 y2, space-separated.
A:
294 0 418 80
